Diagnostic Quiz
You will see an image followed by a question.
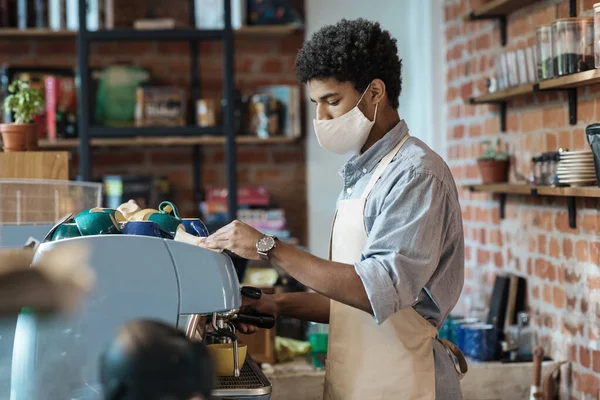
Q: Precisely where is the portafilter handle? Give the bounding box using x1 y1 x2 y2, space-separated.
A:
237 286 276 329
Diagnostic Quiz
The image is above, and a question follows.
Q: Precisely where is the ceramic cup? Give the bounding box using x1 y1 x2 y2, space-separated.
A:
181 218 210 237
148 201 183 236
122 221 174 239
74 208 122 236
463 323 497 361
51 223 81 241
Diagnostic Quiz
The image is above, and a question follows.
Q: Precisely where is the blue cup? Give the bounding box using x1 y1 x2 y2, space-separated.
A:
122 221 174 239
455 318 480 352
463 323 497 361
182 218 210 237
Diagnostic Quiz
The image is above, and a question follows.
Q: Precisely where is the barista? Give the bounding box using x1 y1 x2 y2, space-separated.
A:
197 18 466 400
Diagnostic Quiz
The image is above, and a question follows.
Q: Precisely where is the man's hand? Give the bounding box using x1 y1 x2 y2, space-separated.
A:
196 220 263 261
236 293 279 334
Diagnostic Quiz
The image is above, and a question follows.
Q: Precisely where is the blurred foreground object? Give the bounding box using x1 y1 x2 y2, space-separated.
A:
0 242 95 316
100 319 214 400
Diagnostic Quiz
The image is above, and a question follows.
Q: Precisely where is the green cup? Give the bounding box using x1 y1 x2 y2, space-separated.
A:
74 208 122 236
51 223 81 241
148 201 182 236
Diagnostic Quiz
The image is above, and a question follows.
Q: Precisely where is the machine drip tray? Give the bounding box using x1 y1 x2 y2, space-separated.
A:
213 357 272 398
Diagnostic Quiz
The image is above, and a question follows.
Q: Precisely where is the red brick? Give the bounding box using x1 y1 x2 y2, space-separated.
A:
150 150 193 165
477 249 491 265
538 234 547 254
494 252 503 268
474 34 490 50
553 286 565 309
549 237 560 258
589 276 600 291
556 211 577 233
580 346 591 368
532 285 539 299
531 4 555 26
576 240 590 263
255 169 281 182
261 58 284 74
542 284 552 304
566 295 578 311
237 150 270 164
590 241 600 265
468 125 482 138
578 99 596 123
563 238 574 259
573 130 588 150
578 373 599 395
452 125 465 139
593 350 600 373
568 344 578 362
543 106 567 128
558 130 572 150
460 82 473 99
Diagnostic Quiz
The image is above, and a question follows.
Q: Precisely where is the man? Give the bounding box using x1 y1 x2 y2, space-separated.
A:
198 18 466 400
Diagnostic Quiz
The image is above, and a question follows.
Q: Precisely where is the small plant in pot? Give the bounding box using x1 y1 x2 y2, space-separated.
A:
477 139 510 184
1 79 45 152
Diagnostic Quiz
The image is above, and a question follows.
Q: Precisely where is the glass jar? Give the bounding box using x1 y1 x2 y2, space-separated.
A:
595 3 600 68
540 154 550 185
552 17 594 76
536 25 554 80
532 156 542 185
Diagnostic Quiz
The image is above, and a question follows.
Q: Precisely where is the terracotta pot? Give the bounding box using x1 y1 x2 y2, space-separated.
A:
477 159 510 184
26 123 39 151
0 123 33 152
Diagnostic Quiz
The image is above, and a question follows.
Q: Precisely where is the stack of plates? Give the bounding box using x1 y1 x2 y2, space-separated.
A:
557 150 597 186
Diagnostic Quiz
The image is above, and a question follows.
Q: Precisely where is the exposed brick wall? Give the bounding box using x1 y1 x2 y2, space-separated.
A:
0 1 308 244
445 0 600 396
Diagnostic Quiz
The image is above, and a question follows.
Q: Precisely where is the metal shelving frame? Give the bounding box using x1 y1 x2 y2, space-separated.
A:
75 0 238 221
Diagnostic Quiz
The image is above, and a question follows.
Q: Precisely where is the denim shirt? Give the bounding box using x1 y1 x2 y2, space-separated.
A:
338 120 464 327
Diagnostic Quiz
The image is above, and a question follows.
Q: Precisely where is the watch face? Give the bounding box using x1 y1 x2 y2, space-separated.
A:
257 236 275 252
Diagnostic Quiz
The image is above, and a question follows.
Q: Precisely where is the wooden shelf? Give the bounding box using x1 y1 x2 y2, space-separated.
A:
538 69 600 90
0 28 76 38
468 84 534 104
467 183 600 228
464 0 541 19
468 183 600 198
0 25 303 39
37 135 300 148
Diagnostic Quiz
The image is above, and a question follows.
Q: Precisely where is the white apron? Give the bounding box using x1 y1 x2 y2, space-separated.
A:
324 134 466 400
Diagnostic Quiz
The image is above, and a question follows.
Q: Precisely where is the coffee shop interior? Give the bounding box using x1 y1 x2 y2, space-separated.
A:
3 0 600 399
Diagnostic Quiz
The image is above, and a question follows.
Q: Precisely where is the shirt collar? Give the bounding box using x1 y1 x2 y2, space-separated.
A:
339 120 409 177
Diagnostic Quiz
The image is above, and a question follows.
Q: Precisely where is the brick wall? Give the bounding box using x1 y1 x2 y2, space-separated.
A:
0 0 308 243
445 0 600 397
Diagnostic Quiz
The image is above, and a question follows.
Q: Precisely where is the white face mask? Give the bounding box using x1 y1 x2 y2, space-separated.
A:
313 86 377 155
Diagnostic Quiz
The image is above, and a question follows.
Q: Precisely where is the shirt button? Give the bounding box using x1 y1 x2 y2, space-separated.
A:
346 187 353 195
362 168 367 173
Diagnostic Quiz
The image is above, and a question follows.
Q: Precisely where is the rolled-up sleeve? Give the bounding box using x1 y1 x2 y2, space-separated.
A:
354 172 450 324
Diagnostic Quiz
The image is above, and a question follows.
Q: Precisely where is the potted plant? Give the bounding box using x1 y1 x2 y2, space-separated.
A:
1 79 45 152
477 139 510 184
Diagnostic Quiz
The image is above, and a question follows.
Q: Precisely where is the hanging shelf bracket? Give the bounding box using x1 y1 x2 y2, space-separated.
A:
534 85 577 126
531 188 577 228
466 14 507 46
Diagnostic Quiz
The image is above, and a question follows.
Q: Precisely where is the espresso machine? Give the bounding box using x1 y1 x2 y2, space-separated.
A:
10 234 274 400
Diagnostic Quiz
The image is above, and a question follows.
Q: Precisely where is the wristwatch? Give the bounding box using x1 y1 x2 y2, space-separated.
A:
256 234 277 261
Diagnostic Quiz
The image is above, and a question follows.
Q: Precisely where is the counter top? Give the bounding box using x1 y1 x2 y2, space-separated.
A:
261 356 560 400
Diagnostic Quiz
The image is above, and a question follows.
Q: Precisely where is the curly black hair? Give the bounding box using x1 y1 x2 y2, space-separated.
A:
295 18 402 109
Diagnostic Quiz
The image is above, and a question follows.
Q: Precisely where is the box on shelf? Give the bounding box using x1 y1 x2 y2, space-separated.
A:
135 87 186 127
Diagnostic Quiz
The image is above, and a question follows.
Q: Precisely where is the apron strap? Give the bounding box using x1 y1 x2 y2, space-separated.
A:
360 134 411 199
436 338 469 380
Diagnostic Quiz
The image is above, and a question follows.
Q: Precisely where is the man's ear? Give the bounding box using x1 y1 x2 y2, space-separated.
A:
369 79 387 105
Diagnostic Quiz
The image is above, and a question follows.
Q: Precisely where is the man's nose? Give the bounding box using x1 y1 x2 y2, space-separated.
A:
316 104 331 121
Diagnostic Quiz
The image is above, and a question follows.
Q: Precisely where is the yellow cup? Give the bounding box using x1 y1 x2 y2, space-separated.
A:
207 343 247 376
